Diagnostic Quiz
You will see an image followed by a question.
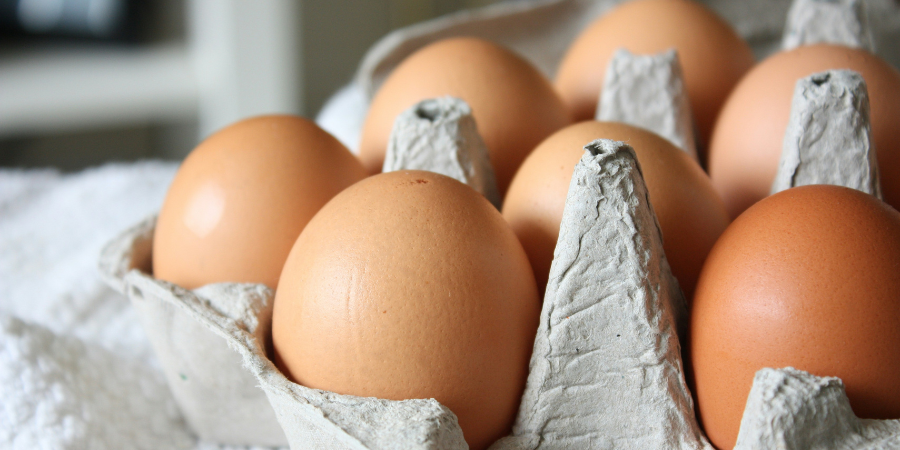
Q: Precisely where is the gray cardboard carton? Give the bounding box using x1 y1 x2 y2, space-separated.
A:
383 96 501 208
98 217 289 447
596 49 697 159
782 0 874 52
735 368 900 449
99 221 466 449
499 140 708 449
771 69 881 197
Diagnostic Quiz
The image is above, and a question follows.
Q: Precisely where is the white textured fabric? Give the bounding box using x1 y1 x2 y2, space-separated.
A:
0 313 193 450
316 83 368 154
0 162 284 450
0 162 176 363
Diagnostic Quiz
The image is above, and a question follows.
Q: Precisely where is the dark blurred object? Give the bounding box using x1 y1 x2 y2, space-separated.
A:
0 0 150 42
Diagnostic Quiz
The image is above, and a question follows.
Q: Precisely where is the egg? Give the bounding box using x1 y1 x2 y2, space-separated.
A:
690 185 900 449
152 115 367 290
272 170 541 450
358 37 572 195
708 44 900 219
554 0 755 149
502 121 729 299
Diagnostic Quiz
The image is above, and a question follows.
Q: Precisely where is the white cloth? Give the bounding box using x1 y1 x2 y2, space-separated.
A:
0 162 281 450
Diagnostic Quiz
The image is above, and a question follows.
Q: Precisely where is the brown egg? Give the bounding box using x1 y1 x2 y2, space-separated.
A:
502 121 729 299
272 170 541 450
152 115 367 290
554 0 755 149
690 185 900 449
708 44 900 219
358 37 571 195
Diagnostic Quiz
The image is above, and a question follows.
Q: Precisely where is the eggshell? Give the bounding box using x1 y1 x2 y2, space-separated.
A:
271 170 541 450
502 121 729 299
152 115 367 290
708 44 900 219
358 37 571 195
554 0 755 148
690 185 900 449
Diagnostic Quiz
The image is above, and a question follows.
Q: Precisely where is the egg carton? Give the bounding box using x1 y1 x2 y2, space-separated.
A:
97 72 894 450
383 96 502 209
781 0 874 52
98 0 900 448
98 135 702 450
98 135 899 450
596 48 696 158
95 97 494 449
770 69 880 197
98 218 289 447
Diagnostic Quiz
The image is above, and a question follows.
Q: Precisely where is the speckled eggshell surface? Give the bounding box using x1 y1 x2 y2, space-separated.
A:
152 115 367 290
708 44 900 219
358 37 572 196
553 0 755 148
690 185 900 449
502 121 729 299
271 170 541 450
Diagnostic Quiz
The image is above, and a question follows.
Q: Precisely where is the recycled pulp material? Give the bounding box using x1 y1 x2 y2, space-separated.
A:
100 219 467 450
497 139 708 449
770 70 881 197
97 147 900 450
735 367 900 449
383 96 502 208
596 49 697 159
782 0 874 52
98 217 289 447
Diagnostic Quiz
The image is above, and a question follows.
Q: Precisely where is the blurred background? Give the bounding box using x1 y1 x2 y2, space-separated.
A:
0 0 503 171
